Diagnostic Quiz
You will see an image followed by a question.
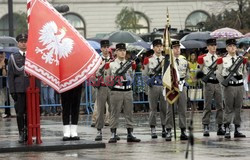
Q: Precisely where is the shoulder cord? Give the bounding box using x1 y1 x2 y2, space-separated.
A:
10 54 24 72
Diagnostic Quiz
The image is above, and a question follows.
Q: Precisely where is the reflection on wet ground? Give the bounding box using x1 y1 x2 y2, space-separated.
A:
0 110 250 160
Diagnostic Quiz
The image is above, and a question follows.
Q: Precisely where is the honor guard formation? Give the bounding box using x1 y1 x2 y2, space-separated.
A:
0 34 249 145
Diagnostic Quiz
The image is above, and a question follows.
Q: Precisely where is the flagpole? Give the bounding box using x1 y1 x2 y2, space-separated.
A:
163 8 177 141
172 104 176 140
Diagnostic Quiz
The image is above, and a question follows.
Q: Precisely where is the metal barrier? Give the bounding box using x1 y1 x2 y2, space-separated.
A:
1 74 250 114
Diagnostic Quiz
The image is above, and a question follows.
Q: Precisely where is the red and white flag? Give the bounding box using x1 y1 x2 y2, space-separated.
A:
25 0 101 93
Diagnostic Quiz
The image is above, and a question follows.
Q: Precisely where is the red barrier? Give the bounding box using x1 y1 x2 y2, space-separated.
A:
26 76 42 145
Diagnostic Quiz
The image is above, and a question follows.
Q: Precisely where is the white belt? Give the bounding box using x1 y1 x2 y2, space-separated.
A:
229 79 243 84
114 85 131 89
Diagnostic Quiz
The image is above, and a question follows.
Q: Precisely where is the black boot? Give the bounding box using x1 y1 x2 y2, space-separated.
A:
115 134 121 141
18 131 25 143
151 126 157 139
165 128 172 141
203 125 210 137
162 125 166 138
234 125 246 138
108 128 117 143
224 124 231 139
217 124 225 136
95 129 102 141
127 128 141 142
180 128 188 140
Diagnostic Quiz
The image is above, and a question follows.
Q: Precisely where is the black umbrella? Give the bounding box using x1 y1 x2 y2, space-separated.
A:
181 32 212 42
139 32 163 42
181 40 207 49
105 31 144 43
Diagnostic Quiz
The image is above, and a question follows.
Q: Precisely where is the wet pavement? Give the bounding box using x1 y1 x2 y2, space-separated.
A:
0 109 250 160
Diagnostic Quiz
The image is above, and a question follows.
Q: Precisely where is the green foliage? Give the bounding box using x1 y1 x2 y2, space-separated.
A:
204 0 250 32
115 7 143 32
15 12 28 36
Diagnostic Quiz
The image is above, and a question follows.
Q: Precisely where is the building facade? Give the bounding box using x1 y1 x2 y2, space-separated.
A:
0 0 237 38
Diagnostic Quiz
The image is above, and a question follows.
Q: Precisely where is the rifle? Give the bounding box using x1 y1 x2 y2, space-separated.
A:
109 49 144 89
201 59 218 83
221 48 249 87
147 58 165 87
95 58 111 89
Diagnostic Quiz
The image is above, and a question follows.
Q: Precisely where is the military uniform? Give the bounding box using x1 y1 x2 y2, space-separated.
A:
143 52 167 138
217 39 247 139
61 84 82 141
197 38 224 137
95 40 112 141
165 46 188 141
8 33 29 143
106 43 140 143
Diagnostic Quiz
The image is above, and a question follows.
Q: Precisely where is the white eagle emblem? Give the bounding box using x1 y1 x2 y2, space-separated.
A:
35 21 74 65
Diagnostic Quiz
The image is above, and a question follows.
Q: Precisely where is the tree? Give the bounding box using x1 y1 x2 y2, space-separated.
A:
115 7 143 33
15 12 28 36
204 0 250 32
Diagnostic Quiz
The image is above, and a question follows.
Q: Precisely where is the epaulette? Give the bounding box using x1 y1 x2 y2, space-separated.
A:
243 57 247 64
197 54 206 64
104 63 110 69
179 55 186 59
217 57 223 64
132 63 136 70
143 57 149 65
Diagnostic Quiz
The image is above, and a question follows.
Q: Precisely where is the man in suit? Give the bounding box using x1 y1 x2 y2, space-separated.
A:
8 33 29 143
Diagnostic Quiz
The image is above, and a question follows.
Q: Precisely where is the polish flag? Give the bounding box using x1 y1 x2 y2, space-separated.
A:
25 0 101 93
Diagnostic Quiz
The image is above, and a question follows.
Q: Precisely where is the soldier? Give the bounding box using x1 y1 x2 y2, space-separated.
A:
8 33 29 143
217 38 247 139
94 40 113 141
142 39 167 139
106 43 141 143
197 38 225 137
61 84 83 141
165 40 188 141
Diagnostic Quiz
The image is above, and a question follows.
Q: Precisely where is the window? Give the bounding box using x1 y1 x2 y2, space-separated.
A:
185 11 210 31
0 13 27 37
134 12 150 34
63 13 86 37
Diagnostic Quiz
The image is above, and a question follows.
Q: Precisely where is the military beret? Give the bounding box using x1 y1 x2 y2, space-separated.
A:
116 43 126 50
16 33 28 42
152 39 162 46
100 40 110 47
206 38 216 45
172 40 180 47
226 39 236 46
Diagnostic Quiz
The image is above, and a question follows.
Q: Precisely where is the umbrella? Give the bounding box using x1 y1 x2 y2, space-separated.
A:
131 41 151 50
139 32 163 42
244 33 250 37
87 40 100 50
0 46 19 59
0 36 17 47
181 40 206 49
87 40 101 53
181 32 212 42
105 31 144 43
126 43 145 51
216 40 226 49
210 27 243 39
237 37 250 45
